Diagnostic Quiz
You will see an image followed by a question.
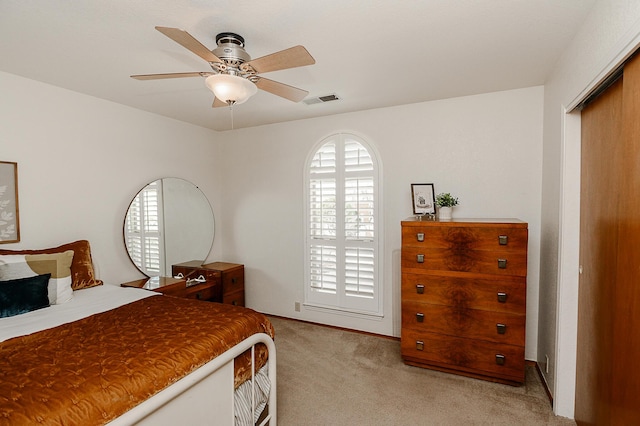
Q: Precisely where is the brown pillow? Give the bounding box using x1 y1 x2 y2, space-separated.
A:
0 240 103 290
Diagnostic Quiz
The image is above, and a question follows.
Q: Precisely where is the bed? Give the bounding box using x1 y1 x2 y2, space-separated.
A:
0 272 276 425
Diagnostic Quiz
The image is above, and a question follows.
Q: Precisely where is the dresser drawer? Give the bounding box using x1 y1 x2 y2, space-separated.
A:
402 246 527 276
402 226 528 251
401 329 525 382
402 301 525 346
185 281 221 302
157 285 186 298
401 272 526 314
222 268 244 295
223 290 245 307
197 269 221 283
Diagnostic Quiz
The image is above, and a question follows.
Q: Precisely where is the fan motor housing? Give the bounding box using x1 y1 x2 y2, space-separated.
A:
213 32 251 65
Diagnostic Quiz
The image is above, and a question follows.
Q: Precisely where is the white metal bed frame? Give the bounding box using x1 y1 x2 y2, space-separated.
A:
107 333 276 426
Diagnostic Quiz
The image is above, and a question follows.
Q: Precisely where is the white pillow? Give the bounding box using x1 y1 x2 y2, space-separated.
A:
0 250 74 304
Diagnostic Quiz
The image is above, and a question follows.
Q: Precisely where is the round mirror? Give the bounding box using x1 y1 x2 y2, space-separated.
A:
124 178 215 277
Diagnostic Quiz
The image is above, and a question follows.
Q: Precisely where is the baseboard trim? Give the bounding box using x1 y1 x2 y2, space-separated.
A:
267 314 399 341
530 360 554 407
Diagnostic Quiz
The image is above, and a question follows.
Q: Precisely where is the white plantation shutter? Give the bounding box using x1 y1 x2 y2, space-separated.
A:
305 133 381 315
309 245 337 293
345 177 374 240
309 178 336 240
124 180 164 275
345 247 374 298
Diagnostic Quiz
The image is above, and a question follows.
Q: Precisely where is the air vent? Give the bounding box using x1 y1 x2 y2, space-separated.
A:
303 93 341 105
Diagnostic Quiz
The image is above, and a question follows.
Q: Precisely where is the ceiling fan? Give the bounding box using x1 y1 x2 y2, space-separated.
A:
131 27 315 107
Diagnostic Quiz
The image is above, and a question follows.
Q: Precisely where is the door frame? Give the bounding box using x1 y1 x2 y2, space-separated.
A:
554 28 640 417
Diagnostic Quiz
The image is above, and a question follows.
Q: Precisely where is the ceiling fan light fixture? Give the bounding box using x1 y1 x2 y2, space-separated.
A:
205 74 257 105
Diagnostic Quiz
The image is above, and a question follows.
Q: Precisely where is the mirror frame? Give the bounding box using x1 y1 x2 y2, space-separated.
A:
123 178 215 277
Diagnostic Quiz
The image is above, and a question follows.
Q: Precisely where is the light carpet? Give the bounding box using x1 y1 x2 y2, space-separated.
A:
269 316 575 426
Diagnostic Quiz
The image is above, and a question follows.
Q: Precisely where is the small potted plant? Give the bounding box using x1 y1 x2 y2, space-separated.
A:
436 193 459 220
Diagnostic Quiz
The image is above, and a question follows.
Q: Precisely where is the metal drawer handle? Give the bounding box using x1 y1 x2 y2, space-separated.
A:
416 341 424 351
416 313 424 323
417 254 424 263
495 354 506 365
496 323 507 334
497 292 508 303
498 259 507 269
416 284 425 294
498 235 508 245
231 277 237 284
416 233 425 242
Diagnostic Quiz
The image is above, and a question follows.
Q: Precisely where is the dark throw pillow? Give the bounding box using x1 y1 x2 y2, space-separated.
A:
0 273 51 318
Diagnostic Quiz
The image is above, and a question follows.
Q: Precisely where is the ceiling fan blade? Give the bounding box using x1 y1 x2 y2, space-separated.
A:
255 77 309 102
131 72 213 80
246 45 315 74
155 26 222 63
212 97 228 108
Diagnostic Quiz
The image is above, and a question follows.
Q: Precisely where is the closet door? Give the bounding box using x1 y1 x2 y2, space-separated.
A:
610 53 640 425
576 53 640 424
576 76 622 425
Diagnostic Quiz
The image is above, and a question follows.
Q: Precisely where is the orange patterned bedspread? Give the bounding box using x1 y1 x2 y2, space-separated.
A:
0 295 274 425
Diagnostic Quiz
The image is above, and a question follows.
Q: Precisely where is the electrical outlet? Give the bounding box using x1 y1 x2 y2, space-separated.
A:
545 355 550 374
295 302 301 312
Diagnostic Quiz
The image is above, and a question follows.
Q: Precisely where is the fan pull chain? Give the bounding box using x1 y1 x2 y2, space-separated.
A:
228 100 235 130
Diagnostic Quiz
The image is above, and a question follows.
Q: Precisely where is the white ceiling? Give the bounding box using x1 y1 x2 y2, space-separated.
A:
0 0 595 132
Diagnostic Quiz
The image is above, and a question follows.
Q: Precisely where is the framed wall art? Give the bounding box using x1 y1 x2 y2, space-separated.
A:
0 161 20 243
411 183 436 215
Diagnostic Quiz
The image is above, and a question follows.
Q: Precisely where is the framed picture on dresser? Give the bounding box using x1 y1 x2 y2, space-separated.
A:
0 161 19 243
411 183 436 215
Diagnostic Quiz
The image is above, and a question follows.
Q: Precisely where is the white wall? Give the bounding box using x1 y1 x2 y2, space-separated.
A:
0 71 223 286
221 86 544 359
538 0 640 417
0 66 549 391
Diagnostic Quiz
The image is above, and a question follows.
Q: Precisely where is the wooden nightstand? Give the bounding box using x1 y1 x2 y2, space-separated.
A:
121 276 222 302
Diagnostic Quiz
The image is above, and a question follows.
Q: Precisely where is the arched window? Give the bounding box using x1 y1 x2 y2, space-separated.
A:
304 133 381 315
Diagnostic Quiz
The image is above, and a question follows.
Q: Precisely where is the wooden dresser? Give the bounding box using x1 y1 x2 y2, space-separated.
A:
400 218 528 385
172 261 245 307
